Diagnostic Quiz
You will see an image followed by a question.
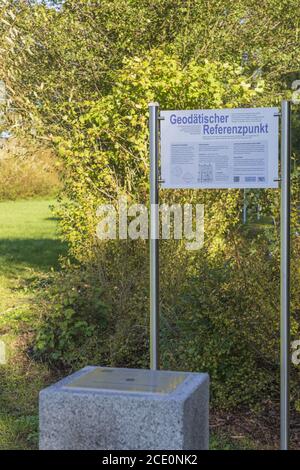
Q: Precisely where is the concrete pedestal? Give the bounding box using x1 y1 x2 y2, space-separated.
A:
39 366 209 450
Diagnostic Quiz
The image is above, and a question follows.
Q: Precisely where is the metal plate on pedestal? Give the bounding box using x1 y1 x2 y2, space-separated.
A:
64 368 188 394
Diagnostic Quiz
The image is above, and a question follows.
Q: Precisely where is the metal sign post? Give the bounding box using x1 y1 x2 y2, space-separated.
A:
149 102 160 370
280 100 291 450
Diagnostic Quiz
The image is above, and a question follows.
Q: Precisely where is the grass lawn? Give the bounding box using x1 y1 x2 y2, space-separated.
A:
0 199 65 275
0 198 67 450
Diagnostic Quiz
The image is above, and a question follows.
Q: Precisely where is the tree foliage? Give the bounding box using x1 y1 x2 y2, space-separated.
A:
55 51 264 259
1 0 299 133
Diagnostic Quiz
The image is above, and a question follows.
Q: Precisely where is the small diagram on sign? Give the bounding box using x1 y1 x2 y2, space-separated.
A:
198 164 213 183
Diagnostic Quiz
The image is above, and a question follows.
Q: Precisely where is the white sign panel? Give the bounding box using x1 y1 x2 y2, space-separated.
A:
160 107 279 189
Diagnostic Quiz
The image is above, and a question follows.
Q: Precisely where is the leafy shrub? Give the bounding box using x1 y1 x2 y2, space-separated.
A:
31 51 300 410
34 267 109 368
33 227 300 409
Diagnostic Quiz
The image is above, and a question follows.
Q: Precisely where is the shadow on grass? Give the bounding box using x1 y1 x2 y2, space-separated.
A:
0 238 68 272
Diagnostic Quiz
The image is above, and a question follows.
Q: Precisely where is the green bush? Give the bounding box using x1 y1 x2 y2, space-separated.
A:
31 51 300 410
34 267 109 368
33 228 300 409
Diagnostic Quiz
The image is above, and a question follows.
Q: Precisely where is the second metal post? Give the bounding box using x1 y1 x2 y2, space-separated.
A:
280 100 291 450
149 102 160 370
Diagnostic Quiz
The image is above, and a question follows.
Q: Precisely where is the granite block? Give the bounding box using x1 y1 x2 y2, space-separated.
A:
39 366 209 450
